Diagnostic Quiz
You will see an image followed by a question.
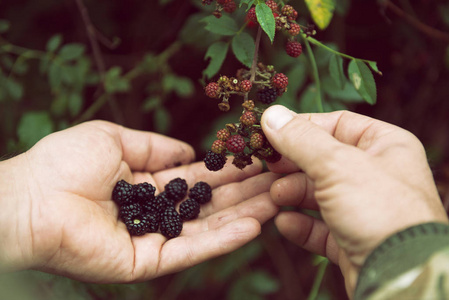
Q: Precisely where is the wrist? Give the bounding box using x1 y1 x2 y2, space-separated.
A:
0 154 35 272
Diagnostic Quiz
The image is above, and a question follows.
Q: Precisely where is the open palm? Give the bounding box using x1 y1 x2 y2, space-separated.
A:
20 120 278 283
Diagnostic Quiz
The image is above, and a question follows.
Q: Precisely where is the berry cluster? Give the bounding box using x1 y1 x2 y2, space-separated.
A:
204 63 288 111
112 178 212 238
204 99 282 171
202 0 237 18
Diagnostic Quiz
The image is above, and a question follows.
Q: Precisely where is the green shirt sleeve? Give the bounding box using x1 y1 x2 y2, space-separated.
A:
354 222 449 300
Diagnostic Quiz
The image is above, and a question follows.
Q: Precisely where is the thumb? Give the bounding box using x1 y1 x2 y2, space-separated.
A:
261 105 350 179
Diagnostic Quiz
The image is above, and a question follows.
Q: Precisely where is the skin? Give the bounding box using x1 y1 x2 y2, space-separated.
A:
260 105 449 298
0 120 280 283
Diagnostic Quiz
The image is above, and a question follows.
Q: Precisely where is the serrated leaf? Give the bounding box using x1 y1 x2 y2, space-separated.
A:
347 60 377 104
304 0 336 30
329 54 345 89
17 111 54 149
240 0 255 9
46 34 62 52
201 15 238 36
232 32 255 68
203 41 229 79
59 44 85 61
256 3 275 43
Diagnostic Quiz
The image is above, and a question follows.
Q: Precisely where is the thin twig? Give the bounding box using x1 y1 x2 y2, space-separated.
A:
250 27 262 83
75 0 124 124
381 0 449 42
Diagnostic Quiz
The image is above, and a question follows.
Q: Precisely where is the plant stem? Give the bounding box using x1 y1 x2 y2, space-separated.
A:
250 27 262 83
302 36 323 113
307 258 329 300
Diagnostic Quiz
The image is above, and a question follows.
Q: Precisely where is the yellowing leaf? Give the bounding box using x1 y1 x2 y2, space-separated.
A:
304 0 336 30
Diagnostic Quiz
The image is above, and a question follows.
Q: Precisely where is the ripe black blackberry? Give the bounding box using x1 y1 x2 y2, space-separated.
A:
204 150 227 171
154 191 175 214
160 206 183 239
189 181 212 205
119 203 142 221
179 198 201 221
142 212 159 233
257 87 278 104
112 179 135 206
123 216 149 236
134 182 156 203
165 178 188 202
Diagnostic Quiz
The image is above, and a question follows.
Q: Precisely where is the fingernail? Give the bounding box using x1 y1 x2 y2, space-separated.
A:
266 106 294 130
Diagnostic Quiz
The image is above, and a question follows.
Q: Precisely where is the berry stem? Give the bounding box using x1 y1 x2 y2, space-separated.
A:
302 36 324 113
250 27 263 84
307 258 329 300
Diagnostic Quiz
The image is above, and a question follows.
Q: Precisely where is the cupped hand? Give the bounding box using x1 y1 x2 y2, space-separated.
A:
260 105 448 295
0 120 279 283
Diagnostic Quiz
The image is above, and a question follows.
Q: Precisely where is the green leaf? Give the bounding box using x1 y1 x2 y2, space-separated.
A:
105 67 130 93
48 62 63 91
366 60 382 75
347 59 377 104
232 32 255 68
0 19 10 33
68 92 83 116
5 78 23 100
46 34 62 52
162 74 194 97
17 111 54 149
299 84 321 113
321 75 363 102
142 96 161 112
59 43 85 61
255 3 275 43
248 271 280 294
203 41 229 79
154 107 171 133
239 0 255 9
329 54 345 89
304 0 336 30
201 15 238 36
50 94 68 116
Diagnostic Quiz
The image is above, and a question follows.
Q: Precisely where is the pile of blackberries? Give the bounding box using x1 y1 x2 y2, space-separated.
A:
112 178 212 238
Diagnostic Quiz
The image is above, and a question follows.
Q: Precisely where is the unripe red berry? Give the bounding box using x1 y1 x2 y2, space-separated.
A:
247 7 258 24
205 82 221 98
226 134 246 153
281 5 298 20
211 140 227 154
240 111 257 126
288 23 301 36
217 0 231 4
271 73 288 89
217 128 231 141
223 0 237 13
285 40 302 58
250 133 264 149
240 80 252 93
265 0 279 13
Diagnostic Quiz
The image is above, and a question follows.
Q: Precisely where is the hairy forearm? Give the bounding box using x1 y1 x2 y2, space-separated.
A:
0 154 34 273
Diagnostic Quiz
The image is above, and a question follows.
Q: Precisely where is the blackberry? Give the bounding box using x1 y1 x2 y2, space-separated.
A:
211 140 227 154
257 87 278 104
250 132 264 149
285 40 302 58
165 177 188 202
247 7 258 24
123 216 148 236
119 203 142 221
216 128 231 141
226 134 246 153
133 182 156 203
205 82 221 98
112 179 135 206
204 150 227 172
154 191 175 214
179 198 201 221
142 212 159 233
240 80 252 93
288 23 301 36
271 73 289 89
141 198 159 217
189 181 212 205
240 111 257 126
160 206 183 239
223 0 237 13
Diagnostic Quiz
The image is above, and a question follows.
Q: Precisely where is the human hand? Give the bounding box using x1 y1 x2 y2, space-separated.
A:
260 105 448 295
0 120 279 283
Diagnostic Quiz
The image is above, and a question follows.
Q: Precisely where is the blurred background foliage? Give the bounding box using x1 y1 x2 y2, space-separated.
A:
1 0 449 299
